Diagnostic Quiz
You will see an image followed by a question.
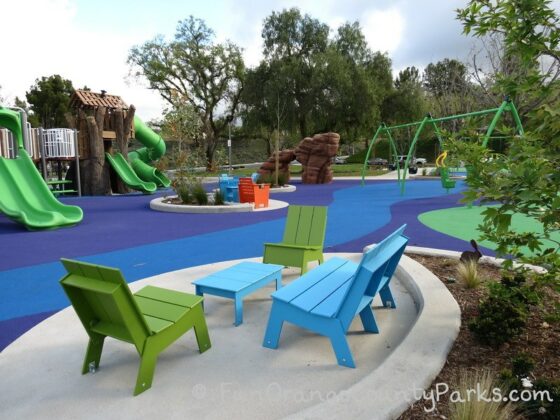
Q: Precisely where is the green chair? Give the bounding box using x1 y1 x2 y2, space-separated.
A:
59 258 211 396
263 205 328 274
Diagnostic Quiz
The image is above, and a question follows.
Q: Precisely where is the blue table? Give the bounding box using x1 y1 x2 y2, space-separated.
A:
193 261 284 326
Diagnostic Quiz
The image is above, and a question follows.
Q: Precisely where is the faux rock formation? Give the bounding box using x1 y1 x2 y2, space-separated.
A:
258 149 296 182
295 132 339 184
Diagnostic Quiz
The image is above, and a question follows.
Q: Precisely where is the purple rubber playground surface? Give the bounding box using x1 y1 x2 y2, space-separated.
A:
0 179 489 352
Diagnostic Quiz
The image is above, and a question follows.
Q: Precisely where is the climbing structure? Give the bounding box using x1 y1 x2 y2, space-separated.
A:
67 90 169 195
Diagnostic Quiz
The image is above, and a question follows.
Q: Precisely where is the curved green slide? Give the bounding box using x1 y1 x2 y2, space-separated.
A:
129 116 171 188
105 152 156 193
0 107 83 230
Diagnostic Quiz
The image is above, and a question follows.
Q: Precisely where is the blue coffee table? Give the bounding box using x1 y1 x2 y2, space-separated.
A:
193 261 284 326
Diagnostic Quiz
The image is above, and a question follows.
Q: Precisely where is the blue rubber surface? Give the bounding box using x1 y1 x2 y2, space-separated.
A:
0 179 484 351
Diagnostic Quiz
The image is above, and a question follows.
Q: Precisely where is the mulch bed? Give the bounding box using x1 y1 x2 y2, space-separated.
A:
398 254 560 419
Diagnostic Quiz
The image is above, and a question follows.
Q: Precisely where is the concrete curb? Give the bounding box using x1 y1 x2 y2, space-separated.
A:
150 197 289 213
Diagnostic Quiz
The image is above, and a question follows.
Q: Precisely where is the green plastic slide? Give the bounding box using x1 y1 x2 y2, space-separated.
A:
0 106 83 230
0 149 83 230
129 116 171 188
105 152 157 194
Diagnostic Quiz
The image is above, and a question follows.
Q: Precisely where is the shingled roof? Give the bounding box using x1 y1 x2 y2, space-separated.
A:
70 90 128 109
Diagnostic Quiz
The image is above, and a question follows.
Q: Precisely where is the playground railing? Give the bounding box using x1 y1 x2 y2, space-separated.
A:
42 129 76 158
0 128 17 158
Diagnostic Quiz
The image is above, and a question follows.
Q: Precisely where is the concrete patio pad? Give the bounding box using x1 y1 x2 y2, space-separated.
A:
0 252 460 419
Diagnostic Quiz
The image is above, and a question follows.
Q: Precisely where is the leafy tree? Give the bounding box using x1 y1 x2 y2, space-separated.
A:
422 59 476 127
452 0 560 288
25 75 74 128
128 16 245 169
240 62 289 156
458 0 560 116
318 23 392 145
261 8 329 137
381 67 428 155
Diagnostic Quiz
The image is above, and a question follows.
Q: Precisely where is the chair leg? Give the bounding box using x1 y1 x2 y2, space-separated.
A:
328 327 355 368
359 305 379 333
262 305 284 349
192 305 211 353
134 346 158 396
81 334 105 374
379 285 396 308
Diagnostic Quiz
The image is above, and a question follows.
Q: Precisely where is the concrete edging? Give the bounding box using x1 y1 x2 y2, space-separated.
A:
150 196 289 213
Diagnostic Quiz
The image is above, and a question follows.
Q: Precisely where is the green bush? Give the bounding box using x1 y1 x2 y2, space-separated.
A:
469 274 536 348
213 189 225 205
191 183 208 205
346 149 368 164
176 183 192 204
257 171 286 186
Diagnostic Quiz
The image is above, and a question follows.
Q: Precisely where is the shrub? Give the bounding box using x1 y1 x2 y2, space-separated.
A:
176 183 192 204
191 183 208 205
449 370 519 420
469 274 536 347
500 357 559 419
213 189 225 205
257 171 286 186
456 260 482 289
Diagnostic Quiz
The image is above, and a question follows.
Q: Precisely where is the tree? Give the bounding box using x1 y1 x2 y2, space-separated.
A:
381 67 428 155
240 62 288 156
453 0 560 286
422 58 476 126
25 75 74 128
128 16 245 169
458 0 560 117
261 8 329 137
317 23 392 145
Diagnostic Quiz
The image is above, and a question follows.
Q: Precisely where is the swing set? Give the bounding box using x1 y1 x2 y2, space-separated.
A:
361 99 525 193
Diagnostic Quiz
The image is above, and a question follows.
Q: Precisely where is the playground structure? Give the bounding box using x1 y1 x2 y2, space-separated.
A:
67 90 170 195
0 106 83 229
361 99 525 192
435 150 456 191
258 132 340 184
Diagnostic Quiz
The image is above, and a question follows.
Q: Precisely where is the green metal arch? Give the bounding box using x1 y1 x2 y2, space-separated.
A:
361 100 524 193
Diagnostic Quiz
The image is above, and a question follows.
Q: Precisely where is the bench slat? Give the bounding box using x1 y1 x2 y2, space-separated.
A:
290 261 357 313
271 258 348 303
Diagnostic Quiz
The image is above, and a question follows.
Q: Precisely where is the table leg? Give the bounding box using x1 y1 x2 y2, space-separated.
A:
234 296 243 326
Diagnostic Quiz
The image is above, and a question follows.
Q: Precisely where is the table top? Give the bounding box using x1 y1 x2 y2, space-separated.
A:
192 261 283 293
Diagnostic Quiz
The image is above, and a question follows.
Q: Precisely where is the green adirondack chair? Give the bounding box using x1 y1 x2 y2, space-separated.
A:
59 258 211 396
263 205 328 274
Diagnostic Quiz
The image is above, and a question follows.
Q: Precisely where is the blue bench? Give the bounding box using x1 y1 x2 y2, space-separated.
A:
218 174 239 202
262 225 408 368
193 261 284 326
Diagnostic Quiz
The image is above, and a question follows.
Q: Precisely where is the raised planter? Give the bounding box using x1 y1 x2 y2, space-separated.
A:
150 196 289 214
269 184 296 193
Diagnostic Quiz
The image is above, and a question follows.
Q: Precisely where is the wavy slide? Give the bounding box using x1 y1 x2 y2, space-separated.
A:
0 107 83 230
105 152 156 194
0 149 83 230
106 116 171 193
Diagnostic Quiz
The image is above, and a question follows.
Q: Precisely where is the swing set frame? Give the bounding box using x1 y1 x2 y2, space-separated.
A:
361 99 525 193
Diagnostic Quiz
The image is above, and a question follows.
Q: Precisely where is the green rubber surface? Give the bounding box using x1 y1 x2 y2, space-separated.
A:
418 205 559 255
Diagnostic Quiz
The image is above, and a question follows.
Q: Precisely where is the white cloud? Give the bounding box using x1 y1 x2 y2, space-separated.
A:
0 0 164 121
362 8 404 55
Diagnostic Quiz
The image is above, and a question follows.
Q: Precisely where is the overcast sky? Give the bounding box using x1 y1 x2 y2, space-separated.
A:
0 0 553 121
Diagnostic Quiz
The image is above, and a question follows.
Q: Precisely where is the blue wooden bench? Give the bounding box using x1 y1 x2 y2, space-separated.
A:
262 225 408 368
